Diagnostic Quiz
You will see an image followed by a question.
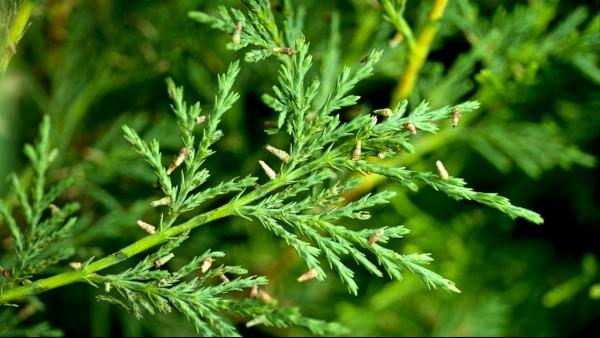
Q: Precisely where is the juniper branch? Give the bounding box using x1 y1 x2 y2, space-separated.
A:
1 2 548 335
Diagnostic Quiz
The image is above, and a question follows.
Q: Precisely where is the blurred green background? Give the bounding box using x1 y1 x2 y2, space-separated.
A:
1 0 599 336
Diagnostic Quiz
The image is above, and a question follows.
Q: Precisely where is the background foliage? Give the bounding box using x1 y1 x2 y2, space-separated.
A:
1 0 599 336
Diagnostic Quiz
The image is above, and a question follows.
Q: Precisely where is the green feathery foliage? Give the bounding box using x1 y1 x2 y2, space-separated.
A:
5 0 597 336
0 61 343 337
186 0 541 296
0 116 78 286
94 235 342 336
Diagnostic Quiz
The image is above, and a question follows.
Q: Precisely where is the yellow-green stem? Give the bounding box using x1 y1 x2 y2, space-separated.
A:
1 0 35 74
391 0 448 105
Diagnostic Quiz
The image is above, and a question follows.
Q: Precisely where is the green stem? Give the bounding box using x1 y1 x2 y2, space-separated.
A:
381 0 416 52
391 0 448 105
0 162 316 304
1 0 35 74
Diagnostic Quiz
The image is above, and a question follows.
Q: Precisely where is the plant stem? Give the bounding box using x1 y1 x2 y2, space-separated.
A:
1 0 35 74
381 0 416 52
391 0 448 105
0 162 316 304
